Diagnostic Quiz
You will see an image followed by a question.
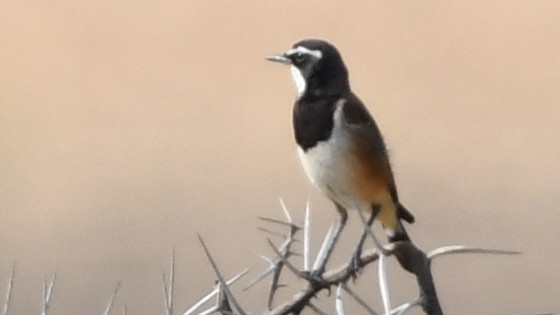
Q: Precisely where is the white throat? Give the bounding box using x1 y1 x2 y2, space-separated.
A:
290 65 306 97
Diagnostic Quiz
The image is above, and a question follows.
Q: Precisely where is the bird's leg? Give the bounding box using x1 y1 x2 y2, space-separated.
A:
312 203 348 278
349 206 379 274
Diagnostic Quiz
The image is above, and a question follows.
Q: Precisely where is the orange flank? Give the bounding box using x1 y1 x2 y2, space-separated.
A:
349 129 399 230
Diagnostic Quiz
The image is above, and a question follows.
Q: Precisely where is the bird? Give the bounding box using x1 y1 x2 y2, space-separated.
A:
266 39 414 269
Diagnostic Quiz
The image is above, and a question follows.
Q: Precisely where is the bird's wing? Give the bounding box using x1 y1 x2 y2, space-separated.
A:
341 94 415 224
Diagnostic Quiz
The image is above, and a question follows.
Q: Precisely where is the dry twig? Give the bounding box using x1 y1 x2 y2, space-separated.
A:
2 262 15 315
41 273 56 315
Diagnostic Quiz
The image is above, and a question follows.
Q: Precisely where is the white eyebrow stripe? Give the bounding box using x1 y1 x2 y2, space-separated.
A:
287 46 323 59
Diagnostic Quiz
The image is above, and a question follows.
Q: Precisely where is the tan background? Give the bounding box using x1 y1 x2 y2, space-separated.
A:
1 1 559 314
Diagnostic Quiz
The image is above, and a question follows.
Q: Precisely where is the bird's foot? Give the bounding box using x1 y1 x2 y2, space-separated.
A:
346 249 364 282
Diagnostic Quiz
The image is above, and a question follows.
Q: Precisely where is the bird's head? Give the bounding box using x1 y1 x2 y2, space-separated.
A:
267 39 350 97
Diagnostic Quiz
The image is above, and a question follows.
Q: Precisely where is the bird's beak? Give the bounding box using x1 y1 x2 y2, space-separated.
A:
266 53 291 65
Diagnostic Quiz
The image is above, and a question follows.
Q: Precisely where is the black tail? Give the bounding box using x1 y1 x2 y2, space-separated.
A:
397 203 415 224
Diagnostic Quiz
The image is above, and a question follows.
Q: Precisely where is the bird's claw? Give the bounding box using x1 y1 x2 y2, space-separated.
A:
347 252 363 282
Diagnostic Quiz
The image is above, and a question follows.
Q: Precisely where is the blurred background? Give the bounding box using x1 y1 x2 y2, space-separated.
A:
0 1 559 314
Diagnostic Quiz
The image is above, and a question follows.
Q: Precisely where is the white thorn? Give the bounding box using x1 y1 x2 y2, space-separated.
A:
278 197 293 223
378 254 391 315
335 283 345 315
304 200 311 271
312 222 336 271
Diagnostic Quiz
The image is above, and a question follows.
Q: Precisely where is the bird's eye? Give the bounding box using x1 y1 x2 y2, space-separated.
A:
293 52 306 63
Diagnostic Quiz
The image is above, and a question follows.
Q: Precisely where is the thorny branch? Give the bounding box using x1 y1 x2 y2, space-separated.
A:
0 200 521 314
188 201 519 315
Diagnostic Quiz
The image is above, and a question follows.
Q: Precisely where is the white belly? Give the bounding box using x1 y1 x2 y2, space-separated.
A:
297 104 367 211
